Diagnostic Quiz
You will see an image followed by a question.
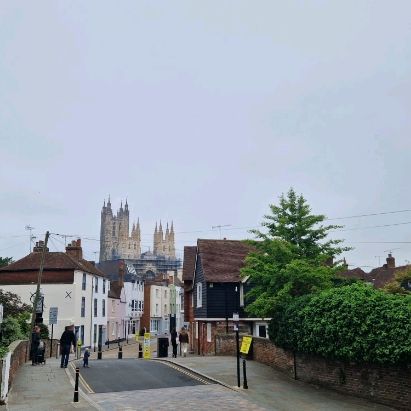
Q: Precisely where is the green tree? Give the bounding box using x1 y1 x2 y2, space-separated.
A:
243 189 350 317
0 257 13 267
383 268 411 295
0 290 31 318
0 316 25 346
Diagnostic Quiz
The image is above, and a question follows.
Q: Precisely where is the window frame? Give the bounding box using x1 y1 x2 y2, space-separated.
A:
196 282 202 308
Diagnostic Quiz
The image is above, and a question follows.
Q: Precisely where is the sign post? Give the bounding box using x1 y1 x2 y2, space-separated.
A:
240 336 252 389
143 332 151 359
48 307 58 357
233 313 240 388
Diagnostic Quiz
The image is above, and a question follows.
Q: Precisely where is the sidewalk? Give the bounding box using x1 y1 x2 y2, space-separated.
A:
5 357 97 411
162 356 395 411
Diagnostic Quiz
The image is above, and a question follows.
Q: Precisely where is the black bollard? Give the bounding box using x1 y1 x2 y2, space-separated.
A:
138 342 143 359
118 345 123 359
74 367 79 402
97 344 102 360
242 358 248 389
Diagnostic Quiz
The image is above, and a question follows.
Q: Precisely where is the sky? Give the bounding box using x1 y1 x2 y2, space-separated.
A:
1 1 411 270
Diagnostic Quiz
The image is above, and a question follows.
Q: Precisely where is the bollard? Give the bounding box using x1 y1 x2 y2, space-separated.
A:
138 342 143 359
242 358 248 389
97 344 102 360
74 367 79 402
56 342 59 359
118 345 123 359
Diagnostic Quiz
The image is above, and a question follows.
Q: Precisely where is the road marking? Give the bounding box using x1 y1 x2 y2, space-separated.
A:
158 361 212 385
69 362 95 394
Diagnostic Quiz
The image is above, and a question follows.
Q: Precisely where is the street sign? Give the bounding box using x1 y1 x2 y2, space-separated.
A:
233 313 239 322
0 304 3 324
240 336 253 354
49 307 58 325
36 296 44 314
143 332 151 359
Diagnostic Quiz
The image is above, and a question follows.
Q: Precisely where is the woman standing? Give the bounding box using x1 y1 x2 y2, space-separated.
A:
178 327 189 357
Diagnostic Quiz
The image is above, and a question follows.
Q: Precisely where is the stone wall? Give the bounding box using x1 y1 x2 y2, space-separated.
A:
215 335 411 411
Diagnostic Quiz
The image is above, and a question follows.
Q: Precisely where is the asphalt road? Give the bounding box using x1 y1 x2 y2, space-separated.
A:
71 358 207 393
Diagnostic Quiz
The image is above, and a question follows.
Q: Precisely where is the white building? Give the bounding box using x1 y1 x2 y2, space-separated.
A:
0 240 108 348
123 278 144 336
149 284 170 335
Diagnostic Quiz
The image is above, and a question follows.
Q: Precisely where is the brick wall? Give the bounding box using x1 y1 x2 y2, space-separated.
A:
215 335 411 411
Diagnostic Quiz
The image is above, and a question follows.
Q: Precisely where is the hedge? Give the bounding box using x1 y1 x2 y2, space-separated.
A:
269 283 411 365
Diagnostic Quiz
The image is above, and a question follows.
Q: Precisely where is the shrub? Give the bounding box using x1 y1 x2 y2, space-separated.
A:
1 316 25 347
269 283 411 365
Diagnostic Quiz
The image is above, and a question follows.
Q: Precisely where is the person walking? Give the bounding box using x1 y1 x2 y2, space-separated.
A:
30 326 41 366
179 327 189 357
170 328 178 358
60 325 76 368
83 348 90 368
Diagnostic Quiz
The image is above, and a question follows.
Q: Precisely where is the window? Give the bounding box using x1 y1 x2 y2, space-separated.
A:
94 298 97 317
155 289 159 298
164 290 167 298
81 297 86 317
207 323 212 342
82 273 86 290
155 304 159 315
256 323 267 338
164 304 167 313
112 300 115 313
103 279 106 294
95 277 98 293
80 325 84 345
150 319 159 333
93 324 97 344
240 283 244 307
196 282 202 308
102 299 106 317
131 300 137 312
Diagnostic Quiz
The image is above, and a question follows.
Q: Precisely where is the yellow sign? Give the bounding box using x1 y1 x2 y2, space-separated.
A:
143 332 151 359
240 336 252 354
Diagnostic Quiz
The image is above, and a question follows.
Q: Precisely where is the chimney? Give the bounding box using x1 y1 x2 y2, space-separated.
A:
386 253 395 269
33 241 49 253
65 239 83 260
118 262 125 287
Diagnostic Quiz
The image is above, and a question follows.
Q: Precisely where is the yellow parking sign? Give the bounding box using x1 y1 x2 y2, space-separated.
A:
240 336 252 354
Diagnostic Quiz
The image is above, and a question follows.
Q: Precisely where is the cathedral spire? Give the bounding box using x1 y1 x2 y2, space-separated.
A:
107 195 111 208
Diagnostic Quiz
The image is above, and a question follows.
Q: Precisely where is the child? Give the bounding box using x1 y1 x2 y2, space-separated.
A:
83 348 90 368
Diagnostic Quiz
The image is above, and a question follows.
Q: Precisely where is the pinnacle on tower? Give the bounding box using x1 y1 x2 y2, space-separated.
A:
107 195 111 208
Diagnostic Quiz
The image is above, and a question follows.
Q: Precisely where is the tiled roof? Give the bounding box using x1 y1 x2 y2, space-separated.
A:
367 265 409 288
197 239 254 283
0 252 106 278
182 246 197 281
337 267 368 281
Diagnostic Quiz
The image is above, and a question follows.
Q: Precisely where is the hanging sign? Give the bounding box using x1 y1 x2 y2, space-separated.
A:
240 336 253 354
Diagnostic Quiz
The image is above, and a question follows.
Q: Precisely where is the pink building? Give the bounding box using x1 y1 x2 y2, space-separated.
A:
107 280 127 341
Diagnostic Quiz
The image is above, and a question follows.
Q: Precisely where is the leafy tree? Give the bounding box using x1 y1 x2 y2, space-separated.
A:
0 316 25 346
384 268 411 295
0 290 31 318
0 257 13 268
243 189 350 316
269 283 411 365
38 323 49 339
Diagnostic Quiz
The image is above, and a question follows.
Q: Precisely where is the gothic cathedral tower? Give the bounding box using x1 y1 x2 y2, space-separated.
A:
153 221 176 258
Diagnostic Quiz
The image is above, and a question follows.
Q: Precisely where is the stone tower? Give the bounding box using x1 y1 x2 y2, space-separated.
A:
99 198 141 262
153 221 176 258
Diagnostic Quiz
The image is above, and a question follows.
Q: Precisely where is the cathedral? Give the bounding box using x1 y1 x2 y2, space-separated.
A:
99 197 176 262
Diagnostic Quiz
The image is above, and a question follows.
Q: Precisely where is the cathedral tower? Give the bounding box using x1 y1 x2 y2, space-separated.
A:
152 220 176 258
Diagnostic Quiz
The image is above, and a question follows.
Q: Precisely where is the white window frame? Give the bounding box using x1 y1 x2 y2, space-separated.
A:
240 283 244 307
196 282 202 308
206 323 212 342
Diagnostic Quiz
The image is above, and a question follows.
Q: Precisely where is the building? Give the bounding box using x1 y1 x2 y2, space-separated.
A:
183 239 269 355
0 240 108 348
99 198 175 261
107 279 127 342
168 271 184 332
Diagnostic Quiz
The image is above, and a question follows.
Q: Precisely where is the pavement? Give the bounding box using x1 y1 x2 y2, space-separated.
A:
4 341 397 411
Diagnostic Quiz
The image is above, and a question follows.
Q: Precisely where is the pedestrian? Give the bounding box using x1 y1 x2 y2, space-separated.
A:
60 325 76 368
170 328 178 358
83 348 90 368
30 325 41 366
179 327 189 357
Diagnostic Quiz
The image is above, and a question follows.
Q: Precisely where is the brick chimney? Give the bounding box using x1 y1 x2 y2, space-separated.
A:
118 261 125 287
33 241 49 253
65 239 83 260
386 253 395 269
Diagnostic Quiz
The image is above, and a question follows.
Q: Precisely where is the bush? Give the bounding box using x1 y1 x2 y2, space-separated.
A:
1 316 25 347
38 323 49 339
269 283 411 365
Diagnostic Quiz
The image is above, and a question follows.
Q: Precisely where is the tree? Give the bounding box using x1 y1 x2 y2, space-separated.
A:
251 188 349 261
243 189 350 317
384 268 411 295
0 257 13 268
0 290 31 318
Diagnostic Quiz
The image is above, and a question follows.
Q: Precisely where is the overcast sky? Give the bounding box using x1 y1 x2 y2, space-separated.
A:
1 1 411 270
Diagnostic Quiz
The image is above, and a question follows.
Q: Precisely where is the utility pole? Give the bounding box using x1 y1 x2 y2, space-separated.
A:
212 224 231 239
30 231 50 330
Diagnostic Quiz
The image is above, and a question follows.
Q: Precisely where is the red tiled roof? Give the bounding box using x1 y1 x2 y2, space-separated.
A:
0 251 106 279
367 265 409 288
197 239 254 283
108 281 123 299
182 246 197 281
338 267 368 282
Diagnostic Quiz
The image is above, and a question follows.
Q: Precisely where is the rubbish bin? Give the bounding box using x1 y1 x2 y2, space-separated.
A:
157 337 169 358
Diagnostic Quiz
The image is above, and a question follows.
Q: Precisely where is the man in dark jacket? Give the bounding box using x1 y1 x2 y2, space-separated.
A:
170 328 178 358
60 325 76 368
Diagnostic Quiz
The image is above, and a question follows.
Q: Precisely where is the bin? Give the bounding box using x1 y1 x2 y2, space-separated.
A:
157 337 169 358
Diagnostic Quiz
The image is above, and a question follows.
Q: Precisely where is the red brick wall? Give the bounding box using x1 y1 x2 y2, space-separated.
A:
215 335 411 411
